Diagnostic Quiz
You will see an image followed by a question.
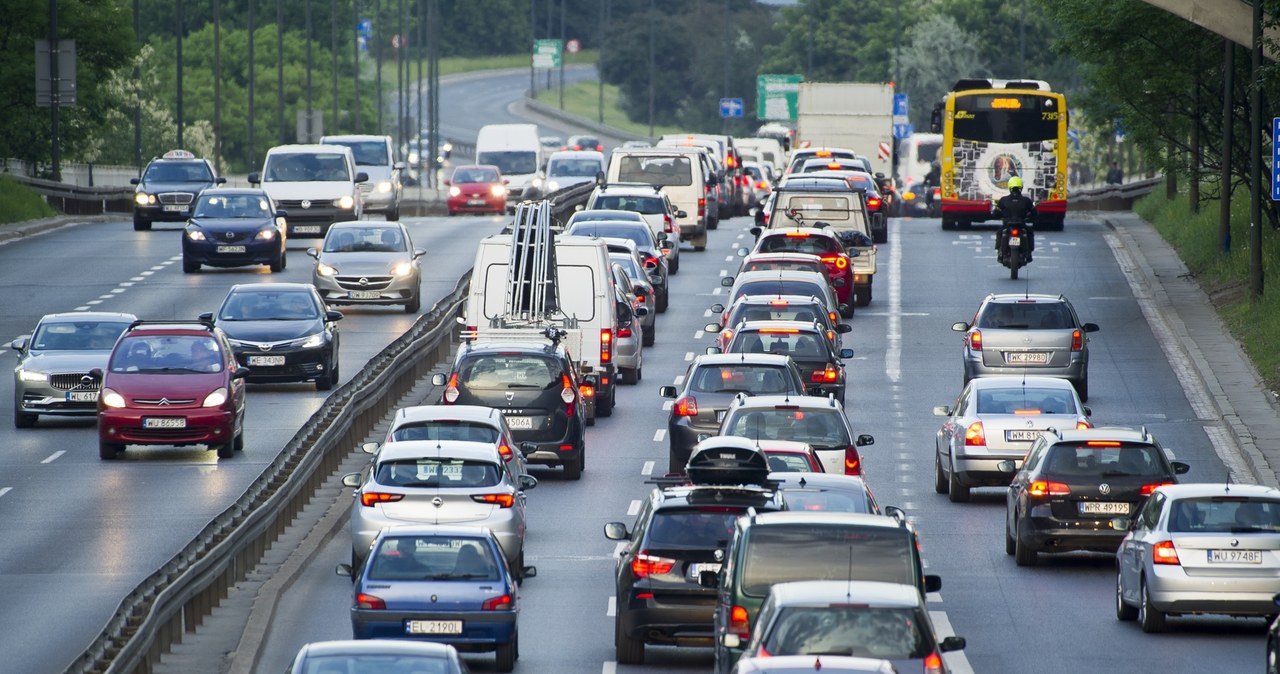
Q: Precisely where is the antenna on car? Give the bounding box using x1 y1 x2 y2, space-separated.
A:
846 545 855 598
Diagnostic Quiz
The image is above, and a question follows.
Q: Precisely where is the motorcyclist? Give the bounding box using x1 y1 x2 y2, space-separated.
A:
992 176 1036 263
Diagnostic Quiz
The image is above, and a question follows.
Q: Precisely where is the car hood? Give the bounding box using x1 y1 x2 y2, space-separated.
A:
188 217 274 232
137 180 211 194
453 181 502 190
106 372 228 400
20 350 112 373
317 251 408 273
219 319 323 343
261 182 353 199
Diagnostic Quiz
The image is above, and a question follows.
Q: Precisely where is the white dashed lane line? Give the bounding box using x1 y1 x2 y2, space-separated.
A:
641 461 655 476
718 269 728 276
653 430 666 442
673 375 685 386
0 487 11 499
662 401 673 411
602 662 617 674
606 596 617 617
930 611 975 674
684 352 694 361
627 500 642 516
41 451 65 464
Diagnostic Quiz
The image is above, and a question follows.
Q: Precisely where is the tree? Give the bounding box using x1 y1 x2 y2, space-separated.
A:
899 14 988 128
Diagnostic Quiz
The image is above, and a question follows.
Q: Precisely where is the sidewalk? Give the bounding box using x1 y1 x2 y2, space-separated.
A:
0 213 114 246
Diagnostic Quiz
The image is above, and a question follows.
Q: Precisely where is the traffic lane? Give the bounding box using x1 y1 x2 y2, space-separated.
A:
439 65 599 145
886 217 1252 673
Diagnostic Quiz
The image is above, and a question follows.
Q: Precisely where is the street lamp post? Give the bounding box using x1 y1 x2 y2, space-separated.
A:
305 0 314 141
277 0 285 143
648 0 654 138
214 0 221 172
248 0 255 163
176 0 184 148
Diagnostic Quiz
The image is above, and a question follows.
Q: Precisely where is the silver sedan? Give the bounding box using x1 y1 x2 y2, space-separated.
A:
308 221 424 313
11 312 136 427
342 440 537 574
933 375 1090 502
1116 483 1280 633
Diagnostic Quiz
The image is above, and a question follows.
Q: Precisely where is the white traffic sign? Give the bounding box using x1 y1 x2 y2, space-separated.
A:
877 141 891 161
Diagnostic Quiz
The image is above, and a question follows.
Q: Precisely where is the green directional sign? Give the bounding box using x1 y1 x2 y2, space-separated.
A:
533 39 562 69
757 74 803 121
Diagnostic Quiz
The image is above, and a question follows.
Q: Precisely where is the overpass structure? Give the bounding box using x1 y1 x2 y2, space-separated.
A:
1141 0 1277 58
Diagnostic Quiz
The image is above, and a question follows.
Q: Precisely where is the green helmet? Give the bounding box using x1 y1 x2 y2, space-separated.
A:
1007 176 1024 190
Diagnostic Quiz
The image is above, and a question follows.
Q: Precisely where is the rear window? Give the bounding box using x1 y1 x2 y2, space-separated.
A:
778 195 854 223
689 364 796 395
458 354 560 390
977 301 1074 329
729 303 826 325
765 453 815 472
724 409 851 449
592 195 666 215
758 235 840 255
548 157 603 177
322 140 388 166
1169 498 1280 533
762 605 933 659
569 223 653 244
736 280 826 300
368 535 499 581
742 260 825 275
732 331 828 360
1044 443 1166 478
781 488 872 513
616 155 693 186
374 458 500 487
390 420 500 444
742 525 915 595
645 508 742 548
975 387 1076 415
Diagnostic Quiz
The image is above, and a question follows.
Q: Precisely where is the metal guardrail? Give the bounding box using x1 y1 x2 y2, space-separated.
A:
1068 176 1162 211
8 174 134 215
68 272 471 674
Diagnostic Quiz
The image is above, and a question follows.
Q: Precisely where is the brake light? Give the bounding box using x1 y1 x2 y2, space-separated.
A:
784 232 811 238
1028 480 1071 497
816 150 832 157
729 605 751 638
1071 329 1084 351
721 329 734 345
844 446 861 475
497 442 514 462
482 593 514 610
811 368 839 383
1153 540 1181 565
673 395 698 417
829 311 838 323
963 421 986 446
360 492 404 507
770 300 789 307
756 180 768 189
760 328 799 334
1141 482 1174 495
644 254 660 268
867 197 881 209
820 254 849 270
443 373 460 403
969 329 983 350
578 383 594 399
1077 420 1092 429
356 593 385 609
1086 440 1121 447
631 552 676 578
472 493 516 508
618 325 633 338
924 651 944 674
1011 227 1020 237
663 214 676 232
698 198 706 217
600 329 612 363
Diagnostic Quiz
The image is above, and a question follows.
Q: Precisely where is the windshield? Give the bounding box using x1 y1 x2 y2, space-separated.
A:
109 335 223 374
977 302 1073 329
953 93 1062 144
975 387 1076 415
390 420 500 443
219 291 319 321
322 140 388 166
742 525 915 595
726 408 851 448
143 161 212 182
264 153 351 182
193 194 272 219
592 195 666 215
762 605 933 659
781 488 873 513
323 226 406 253
452 166 501 183
548 158 602 177
31 321 131 351
689 364 796 395
476 151 537 176
374 457 500 488
1044 443 1167 478
917 140 940 163
368 535 500 581
459 354 559 390
615 155 693 186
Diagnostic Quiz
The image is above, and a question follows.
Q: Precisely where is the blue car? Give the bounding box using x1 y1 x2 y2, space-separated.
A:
339 525 534 673
181 188 287 273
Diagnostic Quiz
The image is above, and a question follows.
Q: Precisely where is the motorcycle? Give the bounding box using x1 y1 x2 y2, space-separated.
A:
873 172 897 215
997 219 1034 280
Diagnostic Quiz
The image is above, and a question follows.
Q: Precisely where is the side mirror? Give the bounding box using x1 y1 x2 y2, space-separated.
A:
431 373 447 386
1082 405 1092 416
933 405 952 417
520 441 537 454
856 434 874 447
676 210 687 218
9 337 28 351
951 321 970 332
335 563 352 577
838 348 854 359
1171 461 1190 475
924 574 942 593
247 172 261 185
656 231 669 242
720 634 741 649
704 323 722 333
659 385 678 398
836 324 852 334
882 505 907 523
215 176 228 185
519 474 538 490
130 177 141 185
361 442 379 454
326 310 344 322
837 304 850 316
603 522 630 540
521 565 537 579
595 170 606 186
413 248 426 259
996 460 1017 473
710 304 725 313
705 346 723 355
354 171 370 183
1083 322 1101 333
939 636 966 652
1111 516 1133 531
198 312 214 322
720 277 734 287
306 248 319 259
736 247 749 257
340 473 362 488
232 367 251 380
750 227 762 237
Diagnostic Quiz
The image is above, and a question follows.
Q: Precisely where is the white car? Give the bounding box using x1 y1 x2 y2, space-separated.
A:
368 404 528 478
320 134 405 220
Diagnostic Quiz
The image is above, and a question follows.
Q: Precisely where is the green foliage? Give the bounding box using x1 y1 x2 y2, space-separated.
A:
899 14 987 127
532 80 682 138
0 177 57 224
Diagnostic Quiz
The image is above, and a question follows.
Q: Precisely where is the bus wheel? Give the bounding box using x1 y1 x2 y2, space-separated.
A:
941 218 955 231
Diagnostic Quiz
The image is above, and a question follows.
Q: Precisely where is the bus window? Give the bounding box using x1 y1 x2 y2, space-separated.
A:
952 94 1061 145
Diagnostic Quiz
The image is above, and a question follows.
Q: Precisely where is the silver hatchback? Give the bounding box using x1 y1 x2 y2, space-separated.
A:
308 221 424 313
11 312 137 427
342 440 537 573
951 293 1099 401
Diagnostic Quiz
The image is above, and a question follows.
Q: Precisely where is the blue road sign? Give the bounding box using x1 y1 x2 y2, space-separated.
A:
893 93 909 118
358 19 373 38
720 98 744 118
893 123 913 139
1272 118 1280 201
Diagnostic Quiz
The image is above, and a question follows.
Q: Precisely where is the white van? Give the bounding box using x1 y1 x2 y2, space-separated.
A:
606 147 714 250
249 144 368 238
319 134 405 221
895 132 943 193
466 234 620 419
475 123 544 212
735 137 787 174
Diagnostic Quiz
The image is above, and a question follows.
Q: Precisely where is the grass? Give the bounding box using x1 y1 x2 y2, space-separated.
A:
532 80 683 139
1135 187 1280 390
403 49 600 77
0 176 56 224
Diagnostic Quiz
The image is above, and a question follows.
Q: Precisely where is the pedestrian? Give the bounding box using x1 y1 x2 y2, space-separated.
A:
1105 161 1123 185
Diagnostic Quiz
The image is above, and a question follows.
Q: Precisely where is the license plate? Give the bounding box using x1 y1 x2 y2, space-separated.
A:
506 416 534 430
405 620 463 635
247 355 286 366
1005 429 1043 442
468 199 487 205
349 290 382 299
216 245 246 254
1008 236 1021 246
163 204 187 212
66 391 98 402
1005 352 1049 365
1079 501 1130 515
143 417 187 429
688 562 721 580
1208 549 1263 564
292 225 321 234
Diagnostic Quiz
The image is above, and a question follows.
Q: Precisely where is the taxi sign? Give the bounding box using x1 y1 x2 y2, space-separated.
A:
162 149 196 159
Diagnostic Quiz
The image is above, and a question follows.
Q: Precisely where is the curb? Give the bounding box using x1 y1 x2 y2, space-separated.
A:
0 214 114 245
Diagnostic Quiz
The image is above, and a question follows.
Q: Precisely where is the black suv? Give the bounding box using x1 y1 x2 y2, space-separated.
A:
130 150 225 231
432 333 587 479
1001 426 1190 566
604 438 787 665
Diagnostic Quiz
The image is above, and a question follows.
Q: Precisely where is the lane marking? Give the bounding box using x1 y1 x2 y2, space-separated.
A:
140 270 155 277
712 288 722 295
930 611 975 674
130 276 145 281
41 451 65 464
120 282 136 287
703 309 712 317
74 306 90 311
684 352 694 361
86 300 103 305
653 430 666 442
97 294 115 300
886 218 902 383
627 500 642 516
607 596 617 617
718 269 728 276
674 375 685 386
602 662 617 674
109 288 126 294
725 255 734 262
927 592 943 603
662 400 673 410
0 487 11 499
613 541 627 557
149 265 165 271
641 461 655 475
694 330 704 339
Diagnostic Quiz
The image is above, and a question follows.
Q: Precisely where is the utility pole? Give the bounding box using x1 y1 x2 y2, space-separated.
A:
213 0 221 172
133 0 141 170
48 0 61 181
1249 0 1263 299
546 0 553 91
248 0 255 162
176 0 184 148
722 0 730 134
1220 38 1234 254
332 0 339 134
305 0 314 142
353 0 360 132
418 0 425 147
277 0 285 143
648 0 655 138
598 0 608 123
1019 0 1026 78
376 0 383 133
529 0 536 95
398 0 406 157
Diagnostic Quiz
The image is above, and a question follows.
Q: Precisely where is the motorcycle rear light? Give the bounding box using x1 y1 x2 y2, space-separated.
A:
673 395 698 417
360 492 404 507
482 593 514 610
1028 480 1071 497
472 493 516 508
356 593 386 609
1011 228 1020 237
964 421 985 446
844 446 861 475
729 605 751 638
1071 329 1084 351
631 552 676 578
970 330 983 350
1153 540 1181 565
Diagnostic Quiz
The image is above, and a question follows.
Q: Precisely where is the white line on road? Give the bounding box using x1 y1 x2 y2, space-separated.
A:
662 400 673 410
736 233 744 240
120 282 135 287
628 500 642 516
149 265 165 271
641 461 655 476
130 276 145 282
607 596 617 617
725 255 734 262
694 330 704 339
653 430 666 442
109 288 126 294
886 219 903 384
902 501 916 510
930 611 975 674
613 541 627 557
674 375 685 386
74 306 90 311
602 662 617 674
86 300 103 305
718 269 728 276
928 592 943 603
712 287 722 295
97 295 115 300
685 352 694 361
703 309 712 317
41 451 65 464
0 487 11 499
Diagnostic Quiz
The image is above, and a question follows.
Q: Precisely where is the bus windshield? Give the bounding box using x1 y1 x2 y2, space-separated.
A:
952 94 1062 145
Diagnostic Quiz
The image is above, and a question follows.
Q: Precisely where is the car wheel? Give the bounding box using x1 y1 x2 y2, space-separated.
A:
1014 518 1038 567
564 452 583 480
233 428 245 452
642 328 655 347
839 302 855 319
1004 518 1016 555
349 549 363 583
495 632 516 672
933 452 948 494
386 205 400 222
657 291 669 313
693 232 708 252
1116 570 1138 621
947 458 970 503
855 284 872 307
1268 637 1280 674
14 400 37 429
1077 375 1089 403
182 257 200 274
874 227 888 244
597 388 614 417
620 368 638 385
216 442 235 459
669 255 679 275
99 441 123 460
707 215 720 230
269 252 285 273
133 215 151 232
615 614 645 665
941 217 954 231
1138 578 1167 633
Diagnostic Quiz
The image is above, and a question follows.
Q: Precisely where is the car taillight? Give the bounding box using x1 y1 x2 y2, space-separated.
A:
964 421 985 446
356 593 385 609
443 373 460 403
360 492 405 507
924 651 944 674
1153 540 1181 565
663 214 676 232
673 395 698 417
482 593 514 610
729 605 751 638
600 329 612 363
844 446 861 475
560 375 576 404
631 552 676 578
829 311 838 323
644 254 660 268
1071 329 1084 351
721 329 734 345
498 442 514 462
820 254 849 270
811 368 839 383
1028 480 1071 497
472 493 515 508
618 325 633 338
698 198 706 217
756 180 768 189
867 197 881 209
969 329 983 350
1011 227 1020 237
1077 420 1092 429
1141 482 1174 495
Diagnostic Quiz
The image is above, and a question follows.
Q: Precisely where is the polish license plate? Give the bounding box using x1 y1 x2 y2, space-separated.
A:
506 416 534 430
163 204 187 212
216 245 246 254
1079 501 1129 515
688 562 721 580
349 290 381 300
143 417 187 429
1005 429 1043 442
1008 236 1021 246
468 199 487 205
1208 549 1262 564
66 391 98 402
247 355 286 366
292 224 321 234
1005 352 1049 364
405 620 463 635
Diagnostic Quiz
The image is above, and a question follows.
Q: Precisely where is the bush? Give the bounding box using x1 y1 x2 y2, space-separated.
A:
0 176 56 224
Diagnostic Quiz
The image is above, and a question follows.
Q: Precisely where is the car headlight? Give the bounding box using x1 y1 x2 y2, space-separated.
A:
17 368 48 383
545 181 560 193
489 185 505 197
254 228 277 241
186 229 207 241
135 192 155 205
101 388 126 408
300 333 325 348
391 261 414 277
376 181 393 193
333 195 355 209
203 387 228 407
317 262 339 277
530 178 543 188
449 186 462 197
408 152 420 164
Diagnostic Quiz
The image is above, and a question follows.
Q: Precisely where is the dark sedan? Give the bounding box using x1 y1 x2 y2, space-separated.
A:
202 283 342 390
182 188 287 273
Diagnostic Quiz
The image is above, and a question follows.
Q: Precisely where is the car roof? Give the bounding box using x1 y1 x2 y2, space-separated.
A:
228 282 315 294
1043 426 1156 444
755 440 814 452
574 209 645 219
767 580 923 608
602 238 640 253
729 394 844 411
596 184 665 195
692 353 797 367
461 341 564 357
266 143 351 154
1153 483 1280 499
747 510 904 530
376 440 503 463
734 320 823 333
393 405 502 425
319 134 390 143
743 252 824 262
966 376 1079 391
549 150 604 160
729 294 828 307
983 292 1068 304
768 471 869 490
735 270 832 284
300 639 457 658
39 311 137 323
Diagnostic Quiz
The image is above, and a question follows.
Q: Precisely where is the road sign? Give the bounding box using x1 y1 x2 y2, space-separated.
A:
756 74 803 121
720 98 744 119
391 34 402 49
877 141 891 161
893 93 909 117
35 39 77 107
566 38 581 54
1272 118 1280 201
893 123 912 139
533 39 562 69
357 18 372 38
